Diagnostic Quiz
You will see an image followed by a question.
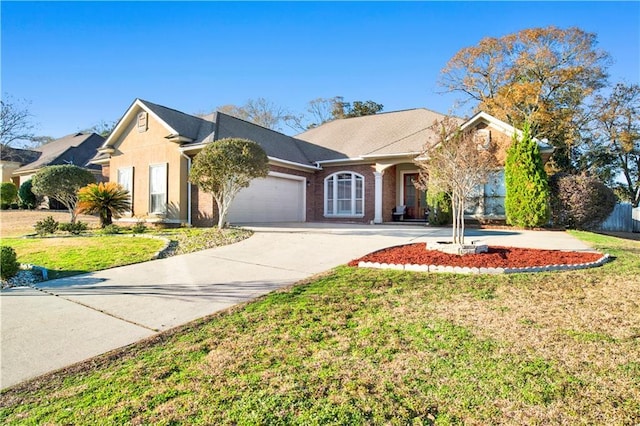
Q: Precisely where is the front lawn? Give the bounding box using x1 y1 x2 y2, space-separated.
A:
1 232 638 424
2 236 167 279
0 210 253 281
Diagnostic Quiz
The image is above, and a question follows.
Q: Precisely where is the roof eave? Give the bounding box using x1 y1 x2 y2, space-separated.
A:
360 152 420 159
267 156 320 171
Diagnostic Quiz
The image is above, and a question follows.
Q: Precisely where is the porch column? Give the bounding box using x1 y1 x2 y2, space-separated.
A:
374 171 383 224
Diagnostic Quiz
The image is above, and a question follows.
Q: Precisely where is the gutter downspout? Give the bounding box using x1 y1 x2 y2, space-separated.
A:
180 151 192 226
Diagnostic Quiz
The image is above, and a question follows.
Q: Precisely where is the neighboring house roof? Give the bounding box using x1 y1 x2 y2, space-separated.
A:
294 108 450 162
13 132 105 175
0 145 41 165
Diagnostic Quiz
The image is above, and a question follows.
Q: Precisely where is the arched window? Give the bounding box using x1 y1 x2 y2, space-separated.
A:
324 172 364 217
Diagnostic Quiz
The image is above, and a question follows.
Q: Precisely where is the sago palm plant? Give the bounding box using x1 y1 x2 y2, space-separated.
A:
77 182 131 228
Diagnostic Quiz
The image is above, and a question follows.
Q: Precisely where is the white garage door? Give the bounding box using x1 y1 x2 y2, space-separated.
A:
227 174 305 223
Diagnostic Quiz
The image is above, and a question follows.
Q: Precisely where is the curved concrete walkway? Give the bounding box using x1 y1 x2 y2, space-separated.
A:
0 224 592 389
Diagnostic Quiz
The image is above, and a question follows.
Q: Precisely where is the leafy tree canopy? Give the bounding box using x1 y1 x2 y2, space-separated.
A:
189 138 269 228
0 182 18 208
31 165 95 223
440 26 611 172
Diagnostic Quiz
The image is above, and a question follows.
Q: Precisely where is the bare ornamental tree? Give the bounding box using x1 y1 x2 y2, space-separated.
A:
415 117 498 245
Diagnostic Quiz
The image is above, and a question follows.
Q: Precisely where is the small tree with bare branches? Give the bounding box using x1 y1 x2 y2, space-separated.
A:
415 117 498 245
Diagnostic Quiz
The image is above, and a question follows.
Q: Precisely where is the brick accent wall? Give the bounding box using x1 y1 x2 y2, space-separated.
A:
311 164 378 223
191 183 216 227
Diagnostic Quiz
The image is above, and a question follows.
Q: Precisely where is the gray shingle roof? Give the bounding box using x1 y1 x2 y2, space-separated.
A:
294 108 450 161
14 132 105 173
139 99 214 143
0 146 41 164
213 113 315 166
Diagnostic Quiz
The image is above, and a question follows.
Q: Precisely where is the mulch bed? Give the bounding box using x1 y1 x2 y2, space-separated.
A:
348 243 603 268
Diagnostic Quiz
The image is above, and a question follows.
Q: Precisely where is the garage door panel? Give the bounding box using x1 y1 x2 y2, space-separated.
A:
227 175 304 223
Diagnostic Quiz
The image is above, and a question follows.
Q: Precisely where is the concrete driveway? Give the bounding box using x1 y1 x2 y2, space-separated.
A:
0 224 592 389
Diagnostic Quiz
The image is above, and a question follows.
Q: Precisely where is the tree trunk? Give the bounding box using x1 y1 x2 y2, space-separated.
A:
103 209 112 228
214 196 227 229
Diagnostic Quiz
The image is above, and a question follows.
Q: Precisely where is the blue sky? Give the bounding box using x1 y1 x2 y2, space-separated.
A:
2 1 639 139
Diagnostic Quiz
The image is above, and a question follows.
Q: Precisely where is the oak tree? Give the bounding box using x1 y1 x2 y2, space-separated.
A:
440 26 611 172
586 83 640 206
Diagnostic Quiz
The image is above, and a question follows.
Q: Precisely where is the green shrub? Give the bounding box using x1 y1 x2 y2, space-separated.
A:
427 190 452 225
59 221 88 235
18 179 37 209
0 182 18 209
34 216 59 236
102 224 122 235
132 221 147 234
1 246 20 280
505 122 550 227
549 173 617 229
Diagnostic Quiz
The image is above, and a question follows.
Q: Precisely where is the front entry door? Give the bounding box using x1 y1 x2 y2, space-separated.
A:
403 173 427 220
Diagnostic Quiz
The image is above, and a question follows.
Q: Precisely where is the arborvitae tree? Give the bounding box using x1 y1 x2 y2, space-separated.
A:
505 121 550 227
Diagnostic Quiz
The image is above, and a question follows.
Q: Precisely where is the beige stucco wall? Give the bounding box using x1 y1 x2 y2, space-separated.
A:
1 162 21 183
108 109 188 223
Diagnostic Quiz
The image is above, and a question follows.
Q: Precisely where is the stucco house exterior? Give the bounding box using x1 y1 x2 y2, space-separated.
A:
91 98 553 226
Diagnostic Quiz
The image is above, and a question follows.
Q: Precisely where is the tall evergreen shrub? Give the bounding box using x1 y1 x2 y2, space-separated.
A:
18 179 37 209
504 122 550 227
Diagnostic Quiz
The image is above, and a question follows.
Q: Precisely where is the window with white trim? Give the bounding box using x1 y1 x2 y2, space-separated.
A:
149 163 167 214
117 167 134 214
324 172 364 216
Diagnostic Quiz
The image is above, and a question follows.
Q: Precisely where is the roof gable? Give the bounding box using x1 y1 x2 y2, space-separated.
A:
461 111 554 153
101 99 215 151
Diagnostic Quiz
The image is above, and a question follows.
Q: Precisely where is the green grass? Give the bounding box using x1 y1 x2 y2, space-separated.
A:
1 227 253 280
1 232 639 424
1 236 166 279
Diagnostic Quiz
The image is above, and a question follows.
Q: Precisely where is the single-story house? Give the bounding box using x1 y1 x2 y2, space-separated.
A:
2 132 106 188
90 98 553 226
